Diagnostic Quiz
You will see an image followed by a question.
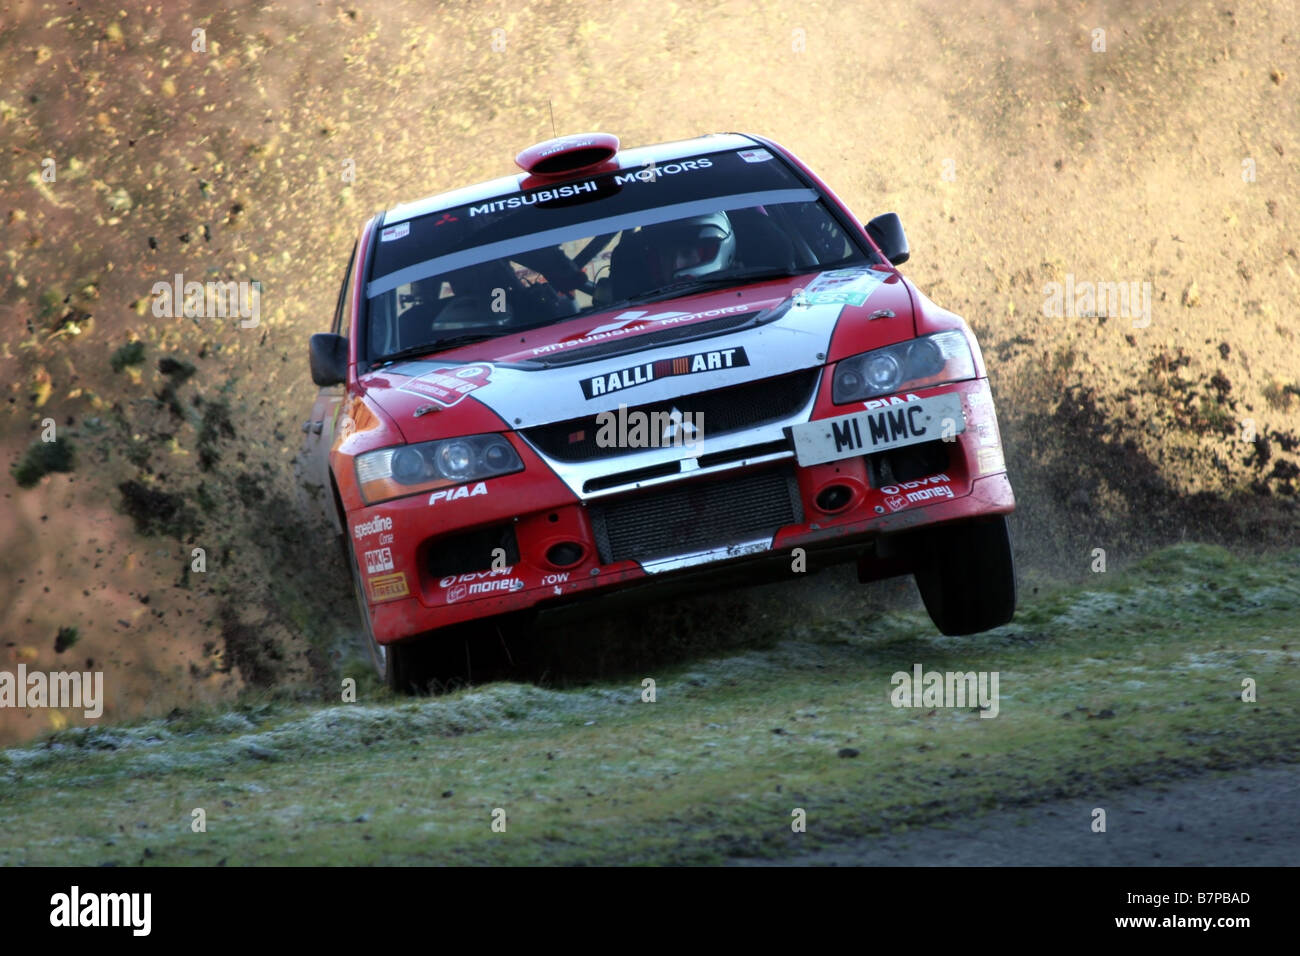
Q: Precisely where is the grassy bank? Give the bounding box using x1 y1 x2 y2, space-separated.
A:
2 543 1296 865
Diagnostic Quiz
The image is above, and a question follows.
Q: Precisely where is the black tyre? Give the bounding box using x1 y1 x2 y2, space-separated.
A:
341 530 427 692
913 515 1017 636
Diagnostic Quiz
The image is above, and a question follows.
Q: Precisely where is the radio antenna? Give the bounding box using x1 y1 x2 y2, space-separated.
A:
548 99 557 137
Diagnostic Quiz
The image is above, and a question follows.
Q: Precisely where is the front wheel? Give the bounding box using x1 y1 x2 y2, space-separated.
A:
913 515 1017 636
341 531 426 692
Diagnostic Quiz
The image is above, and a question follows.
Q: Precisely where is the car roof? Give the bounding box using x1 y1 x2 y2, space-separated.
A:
381 132 765 227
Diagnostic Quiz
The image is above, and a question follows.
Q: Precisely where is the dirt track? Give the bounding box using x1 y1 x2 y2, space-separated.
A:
1 0 1298 742
742 762 1300 866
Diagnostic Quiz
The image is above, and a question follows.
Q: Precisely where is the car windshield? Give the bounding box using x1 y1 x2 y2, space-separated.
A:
363 146 875 364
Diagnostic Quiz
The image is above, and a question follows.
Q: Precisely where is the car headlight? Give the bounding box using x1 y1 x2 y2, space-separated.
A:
355 434 523 504
831 330 975 403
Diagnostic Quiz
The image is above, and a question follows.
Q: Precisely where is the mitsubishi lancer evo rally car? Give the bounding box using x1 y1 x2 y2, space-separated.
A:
302 132 1016 690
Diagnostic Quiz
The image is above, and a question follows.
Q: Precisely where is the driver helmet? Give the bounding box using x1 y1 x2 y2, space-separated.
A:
641 211 735 283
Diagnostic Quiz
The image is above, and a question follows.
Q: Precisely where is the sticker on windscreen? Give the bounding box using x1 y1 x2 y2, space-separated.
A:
380 222 410 242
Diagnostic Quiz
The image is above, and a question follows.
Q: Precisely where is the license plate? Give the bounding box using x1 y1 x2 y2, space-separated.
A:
789 394 965 466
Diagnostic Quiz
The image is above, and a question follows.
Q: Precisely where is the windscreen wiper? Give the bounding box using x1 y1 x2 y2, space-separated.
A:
615 266 813 308
372 333 501 367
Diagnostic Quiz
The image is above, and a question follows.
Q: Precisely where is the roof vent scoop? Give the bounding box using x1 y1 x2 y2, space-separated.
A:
515 133 620 178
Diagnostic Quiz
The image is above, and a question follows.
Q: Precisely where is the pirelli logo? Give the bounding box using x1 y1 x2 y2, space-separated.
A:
368 572 409 603
580 347 749 399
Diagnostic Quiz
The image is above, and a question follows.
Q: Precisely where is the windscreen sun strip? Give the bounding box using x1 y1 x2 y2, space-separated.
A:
364 188 817 300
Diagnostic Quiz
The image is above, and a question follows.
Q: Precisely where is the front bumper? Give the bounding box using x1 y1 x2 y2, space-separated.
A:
357 376 1014 644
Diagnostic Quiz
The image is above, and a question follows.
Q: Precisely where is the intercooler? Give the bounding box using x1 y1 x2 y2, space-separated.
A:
588 466 802 564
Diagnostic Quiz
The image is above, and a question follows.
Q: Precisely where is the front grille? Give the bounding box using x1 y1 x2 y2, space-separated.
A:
579 439 792 494
589 467 802 564
523 368 819 463
583 461 682 493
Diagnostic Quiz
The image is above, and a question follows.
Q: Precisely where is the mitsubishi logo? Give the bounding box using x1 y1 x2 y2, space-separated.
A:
661 406 697 443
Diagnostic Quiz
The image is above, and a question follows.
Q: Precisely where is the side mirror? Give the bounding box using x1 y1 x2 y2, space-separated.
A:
309 333 349 387
866 213 910 266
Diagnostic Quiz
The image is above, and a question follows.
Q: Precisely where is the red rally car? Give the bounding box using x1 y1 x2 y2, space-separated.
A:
301 132 1017 690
